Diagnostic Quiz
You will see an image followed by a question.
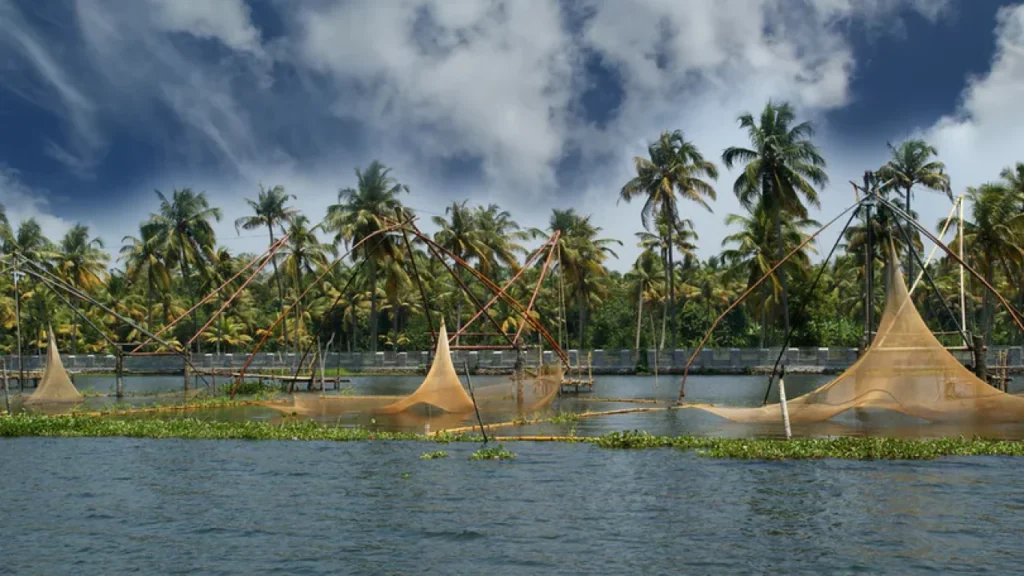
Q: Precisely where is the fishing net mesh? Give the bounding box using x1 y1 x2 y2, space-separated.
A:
698 249 1024 424
271 319 562 424
25 332 82 405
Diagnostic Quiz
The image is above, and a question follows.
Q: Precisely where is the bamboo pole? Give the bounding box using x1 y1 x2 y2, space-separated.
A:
778 368 792 439
678 199 865 401
463 360 488 444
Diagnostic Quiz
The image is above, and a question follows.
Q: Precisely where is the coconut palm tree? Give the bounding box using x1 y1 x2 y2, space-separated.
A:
433 200 490 344
281 215 337 352
721 203 819 346
722 101 828 341
120 224 171 335
58 224 108 354
620 130 718 350
546 208 620 349
955 183 1024 343
876 139 951 280
635 213 698 347
146 188 222 354
324 161 409 354
625 249 664 356
234 184 296 348
474 203 528 271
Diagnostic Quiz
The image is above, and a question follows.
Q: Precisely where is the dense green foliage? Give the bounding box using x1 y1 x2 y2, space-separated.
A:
0 101 1021 357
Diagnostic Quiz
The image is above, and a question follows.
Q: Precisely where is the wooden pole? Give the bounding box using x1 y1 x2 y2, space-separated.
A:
463 360 488 444
183 351 191 393
958 195 968 347
778 366 792 439
2 357 10 414
973 335 987 384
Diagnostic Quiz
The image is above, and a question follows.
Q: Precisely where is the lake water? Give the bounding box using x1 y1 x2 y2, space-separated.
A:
2 437 1023 574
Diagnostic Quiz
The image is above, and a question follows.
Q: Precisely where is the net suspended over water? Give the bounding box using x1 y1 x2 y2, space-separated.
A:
696 249 1024 424
270 319 562 420
24 331 82 406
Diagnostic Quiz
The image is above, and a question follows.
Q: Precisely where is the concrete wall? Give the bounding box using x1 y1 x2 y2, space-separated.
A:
4 346 1022 374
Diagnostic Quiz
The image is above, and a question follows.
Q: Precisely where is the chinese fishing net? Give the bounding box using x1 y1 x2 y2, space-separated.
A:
265 319 562 423
24 331 82 407
693 248 1024 424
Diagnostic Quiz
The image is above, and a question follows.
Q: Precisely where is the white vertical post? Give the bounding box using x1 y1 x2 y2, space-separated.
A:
778 376 792 439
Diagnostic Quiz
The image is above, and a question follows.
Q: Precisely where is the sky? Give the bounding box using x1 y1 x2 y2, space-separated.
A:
1 0 1023 272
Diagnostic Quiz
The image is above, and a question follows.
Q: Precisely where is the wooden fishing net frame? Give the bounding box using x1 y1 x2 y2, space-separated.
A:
677 191 1024 405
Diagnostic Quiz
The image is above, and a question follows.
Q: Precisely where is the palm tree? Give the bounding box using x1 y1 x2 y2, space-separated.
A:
635 213 698 348
620 130 718 350
146 188 222 354
120 224 172 335
722 101 828 340
876 139 951 280
324 160 409 354
234 184 296 349
474 203 528 270
433 200 490 344
721 203 819 347
624 249 664 356
546 209 620 349
955 183 1024 343
281 215 336 352
58 224 108 354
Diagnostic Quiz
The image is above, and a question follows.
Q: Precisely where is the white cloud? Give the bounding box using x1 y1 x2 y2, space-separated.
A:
0 169 76 242
1 0 995 276
146 0 264 56
297 0 576 192
926 4 1024 196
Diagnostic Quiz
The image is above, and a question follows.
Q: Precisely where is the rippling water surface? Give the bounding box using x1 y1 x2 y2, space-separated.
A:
2 437 1024 575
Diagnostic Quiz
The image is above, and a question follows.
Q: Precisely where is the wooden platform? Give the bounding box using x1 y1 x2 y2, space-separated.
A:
560 378 594 394
196 370 351 390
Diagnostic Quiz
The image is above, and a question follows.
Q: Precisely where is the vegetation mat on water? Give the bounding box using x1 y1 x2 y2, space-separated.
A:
5 416 1024 460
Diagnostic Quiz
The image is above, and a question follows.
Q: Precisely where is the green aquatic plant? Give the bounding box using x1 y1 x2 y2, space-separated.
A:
6 415 1024 461
548 410 583 424
420 450 449 460
469 445 516 460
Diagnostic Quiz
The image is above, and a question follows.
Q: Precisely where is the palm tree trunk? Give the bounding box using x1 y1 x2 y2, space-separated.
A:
393 306 400 351
634 286 643 357
71 300 78 355
774 206 791 340
268 226 288 353
294 267 302 355
180 244 200 355
760 284 767 348
349 311 356 353
216 304 223 355
659 299 667 351
983 260 995 344
578 288 586 350
368 252 378 354
455 268 464 346
146 267 154 334
666 216 677 351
